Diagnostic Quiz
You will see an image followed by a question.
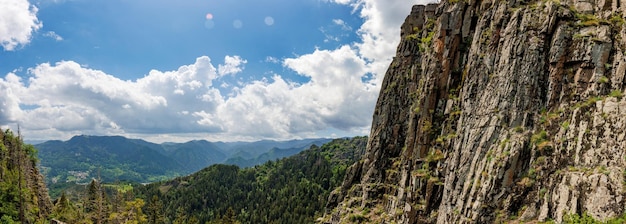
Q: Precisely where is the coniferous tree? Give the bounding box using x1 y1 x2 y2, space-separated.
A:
172 206 187 224
51 192 79 223
134 137 367 224
145 195 164 224
187 215 200 224
85 179 108 224
108 198 146 224
222 207 238 224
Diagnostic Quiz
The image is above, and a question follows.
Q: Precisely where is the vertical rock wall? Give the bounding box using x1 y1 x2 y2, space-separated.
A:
324 0 626 223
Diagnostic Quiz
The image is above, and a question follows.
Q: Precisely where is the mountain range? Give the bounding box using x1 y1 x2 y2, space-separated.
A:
135 136 368 223
35 135 331 188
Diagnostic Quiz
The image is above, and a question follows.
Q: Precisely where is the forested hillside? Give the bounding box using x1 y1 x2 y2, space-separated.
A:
37 135 331 198
0 128 362 224
0 129 52 223
135 136 367 224
37 135 186 184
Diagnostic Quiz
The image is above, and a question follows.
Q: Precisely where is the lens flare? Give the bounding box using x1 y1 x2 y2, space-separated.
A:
233 20 243 29
205 13 213 20
264 16 274 26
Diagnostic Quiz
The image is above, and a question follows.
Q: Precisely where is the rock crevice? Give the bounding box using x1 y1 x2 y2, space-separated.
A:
323 0 626 223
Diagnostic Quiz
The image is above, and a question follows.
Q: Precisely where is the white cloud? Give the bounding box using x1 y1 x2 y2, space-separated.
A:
283 46 376 128
265 56 280 64
0 57 220 138
330 0 432 83
277 0 431 136
0 51 376 141
217 46 375 138
325 0 353 5
333 19 352 31
316 0 430 86
43 31 63 41
0 73 23 124
218 55 247 76
0 0 42 51
41 0 74 3
320 18 354 43
320 27 340 43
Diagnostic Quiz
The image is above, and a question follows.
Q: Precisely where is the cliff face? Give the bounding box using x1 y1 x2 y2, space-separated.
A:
324 0 626 223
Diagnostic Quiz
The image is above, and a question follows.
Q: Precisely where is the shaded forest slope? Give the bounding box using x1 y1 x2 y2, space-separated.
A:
136 136 367 224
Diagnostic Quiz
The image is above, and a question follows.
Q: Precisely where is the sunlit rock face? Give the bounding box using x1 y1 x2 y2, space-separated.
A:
323 0 626 223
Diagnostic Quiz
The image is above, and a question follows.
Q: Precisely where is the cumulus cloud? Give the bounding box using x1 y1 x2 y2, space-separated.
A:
217 46 375 138
0 0 42 51
332 0 433 82
1 57 222 137
0 51 376 141
276 0 431 136
0 74 22 124
218 55 247 76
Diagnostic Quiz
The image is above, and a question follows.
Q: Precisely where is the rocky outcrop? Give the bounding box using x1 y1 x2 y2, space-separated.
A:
323 0 626 223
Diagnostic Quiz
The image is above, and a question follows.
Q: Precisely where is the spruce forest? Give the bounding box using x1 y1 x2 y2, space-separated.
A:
0 127 367 223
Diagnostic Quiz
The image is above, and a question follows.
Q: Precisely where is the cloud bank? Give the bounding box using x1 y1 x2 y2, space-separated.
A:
0 51 372 141
1 0 431 141
0 0 42 50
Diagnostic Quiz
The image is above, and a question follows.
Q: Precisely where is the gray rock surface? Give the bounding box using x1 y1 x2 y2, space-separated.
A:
322 0 626 223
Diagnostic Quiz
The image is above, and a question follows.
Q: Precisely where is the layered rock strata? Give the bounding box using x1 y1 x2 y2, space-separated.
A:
324 0 626 223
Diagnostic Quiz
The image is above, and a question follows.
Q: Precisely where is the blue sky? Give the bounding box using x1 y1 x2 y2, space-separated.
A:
1 0 428 142
3 0 361 81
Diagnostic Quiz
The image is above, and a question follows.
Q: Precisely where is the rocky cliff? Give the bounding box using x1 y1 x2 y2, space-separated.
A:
323 0 626 223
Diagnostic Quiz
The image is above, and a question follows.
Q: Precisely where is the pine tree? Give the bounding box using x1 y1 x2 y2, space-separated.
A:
145 195 164 224
108 198 146 224
172 206 187 224
85 179 107 224
221 207 239 224
51 192 79 222
187 215 200 224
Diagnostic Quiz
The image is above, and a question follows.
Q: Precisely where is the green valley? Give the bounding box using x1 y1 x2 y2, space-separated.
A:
36 135 330 198
0 126 365 223
136 136 367 223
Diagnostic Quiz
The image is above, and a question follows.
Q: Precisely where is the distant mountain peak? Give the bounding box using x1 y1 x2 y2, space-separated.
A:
36 135 334 192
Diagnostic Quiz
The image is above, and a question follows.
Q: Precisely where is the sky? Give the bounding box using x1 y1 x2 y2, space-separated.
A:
0 0 432 143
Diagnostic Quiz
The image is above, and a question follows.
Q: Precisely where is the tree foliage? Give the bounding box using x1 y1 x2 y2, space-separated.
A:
1 131 366 224
0 128 52 223
136 136 367 223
